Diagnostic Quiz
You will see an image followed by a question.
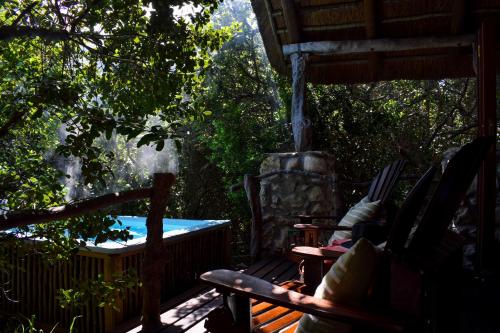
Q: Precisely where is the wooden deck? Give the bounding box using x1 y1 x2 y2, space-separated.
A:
115 257 300 333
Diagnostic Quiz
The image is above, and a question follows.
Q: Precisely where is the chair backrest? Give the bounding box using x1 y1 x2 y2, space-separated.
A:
367 160 407 204
384 166 437 255
407 137 494 268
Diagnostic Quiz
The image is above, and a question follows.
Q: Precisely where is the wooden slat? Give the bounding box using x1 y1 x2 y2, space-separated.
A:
183 319 208 333
273 264 300 283
253 258 288 280
280 320 300 333
252 302 276 316
281 0 301 43
261 260 295 282
160 290 220 327
254 310 303 333
253 306 292 326
244 257 276 276
160 298 223 333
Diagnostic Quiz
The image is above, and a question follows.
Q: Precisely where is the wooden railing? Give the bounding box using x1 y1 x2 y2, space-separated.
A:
0 173 186 332
0 222 231 332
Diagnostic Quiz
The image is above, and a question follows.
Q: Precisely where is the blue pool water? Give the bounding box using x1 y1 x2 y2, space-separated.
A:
113 216 214 239
84 216 230 251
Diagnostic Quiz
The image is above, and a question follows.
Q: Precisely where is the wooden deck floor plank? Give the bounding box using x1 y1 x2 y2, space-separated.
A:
279 321 300 333
254 311 303 333
159 298 223 333
273 263 300 284
182 320 208 333
269 261 299 284
251 301 276 315
252 258 287 280
117 285 213 333
243 257 275 276
253 306 292 327
160 289 220 327
260 259 295 282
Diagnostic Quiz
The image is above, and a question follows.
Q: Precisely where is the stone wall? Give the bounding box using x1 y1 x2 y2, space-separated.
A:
259 151 337 255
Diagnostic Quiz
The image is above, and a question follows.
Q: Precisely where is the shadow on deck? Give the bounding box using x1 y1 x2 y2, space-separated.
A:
114 257 300 333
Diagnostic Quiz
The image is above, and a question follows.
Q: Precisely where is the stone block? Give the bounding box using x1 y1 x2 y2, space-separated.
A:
260 155 280 174
307 186 324 202
284 157 300 170
303 155 328 174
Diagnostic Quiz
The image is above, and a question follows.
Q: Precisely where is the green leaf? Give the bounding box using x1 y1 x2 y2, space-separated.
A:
156 140 165 151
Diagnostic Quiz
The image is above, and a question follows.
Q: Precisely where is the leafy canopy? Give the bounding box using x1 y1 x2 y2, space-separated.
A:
0 0 230 311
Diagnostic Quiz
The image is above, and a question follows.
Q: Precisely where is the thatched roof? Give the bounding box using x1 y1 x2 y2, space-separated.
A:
251 0 500 84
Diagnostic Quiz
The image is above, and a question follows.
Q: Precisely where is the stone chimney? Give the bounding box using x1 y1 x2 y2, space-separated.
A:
258 151 338 255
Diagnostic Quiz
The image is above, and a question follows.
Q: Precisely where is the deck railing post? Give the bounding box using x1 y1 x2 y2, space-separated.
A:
476 19 497 272
141 173 175 332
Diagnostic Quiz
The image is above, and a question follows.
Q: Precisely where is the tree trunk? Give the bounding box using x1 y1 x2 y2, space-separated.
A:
141 173 175 332
290 52 312 152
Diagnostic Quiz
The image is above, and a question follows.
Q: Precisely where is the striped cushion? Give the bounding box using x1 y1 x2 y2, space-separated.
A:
295 238 380 333
328 196 381 245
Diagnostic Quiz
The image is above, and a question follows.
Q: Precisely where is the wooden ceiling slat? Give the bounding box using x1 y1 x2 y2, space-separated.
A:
300 27 367 42
281 0 302 43
363 0 377 38
451 0 466 34
382 0 454 19
297 0 360 7
380 18 453 38
300 4 364 26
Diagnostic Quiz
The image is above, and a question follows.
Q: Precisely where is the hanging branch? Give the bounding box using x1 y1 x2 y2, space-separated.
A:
0 188 151 230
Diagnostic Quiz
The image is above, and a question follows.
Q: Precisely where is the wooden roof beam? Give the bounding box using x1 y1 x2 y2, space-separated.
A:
451 0 466 34
282 34 475 56
364 0 377 39
281 0 301 43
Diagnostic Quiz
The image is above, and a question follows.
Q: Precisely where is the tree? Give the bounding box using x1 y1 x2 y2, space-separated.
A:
182 0 290 260
0 0 230 323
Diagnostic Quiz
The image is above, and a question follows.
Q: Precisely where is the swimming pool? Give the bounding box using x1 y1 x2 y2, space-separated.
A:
89 216 230 252
2 217 232 332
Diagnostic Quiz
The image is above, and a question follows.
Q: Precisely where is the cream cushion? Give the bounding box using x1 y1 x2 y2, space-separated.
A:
328 196 381 244
295 238 380 333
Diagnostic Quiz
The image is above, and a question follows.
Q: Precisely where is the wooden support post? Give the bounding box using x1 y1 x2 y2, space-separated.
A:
302 257 324 292
290 52 312 152
243 175 263 261
224 293 252 330
141 173 175 332
476 20 497 272
103 254 123 332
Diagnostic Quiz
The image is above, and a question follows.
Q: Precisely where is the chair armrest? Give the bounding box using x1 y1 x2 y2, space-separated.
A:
292 246 344 260
200 269 408 332
294 223 352 231
296 215 338 224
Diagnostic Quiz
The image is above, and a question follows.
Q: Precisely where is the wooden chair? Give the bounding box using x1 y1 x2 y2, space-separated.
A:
295 159 407 247
294 165 437 290
201 138 493 333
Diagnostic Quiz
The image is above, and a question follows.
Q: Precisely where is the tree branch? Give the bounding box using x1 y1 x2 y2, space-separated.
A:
0 25 70 41
0 188 152 230
0 111 28 139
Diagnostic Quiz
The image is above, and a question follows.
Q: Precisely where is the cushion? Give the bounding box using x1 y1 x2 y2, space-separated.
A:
295 238 380 333
328 196 381 245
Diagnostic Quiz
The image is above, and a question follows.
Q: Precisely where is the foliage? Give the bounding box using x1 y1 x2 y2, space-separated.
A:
307 79 477 203
0 313 80 333
0 0 230 322
180 0 289 260
57 270 140 310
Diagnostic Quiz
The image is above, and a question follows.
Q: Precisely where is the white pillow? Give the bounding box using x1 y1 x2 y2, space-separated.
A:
328 196 381 245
